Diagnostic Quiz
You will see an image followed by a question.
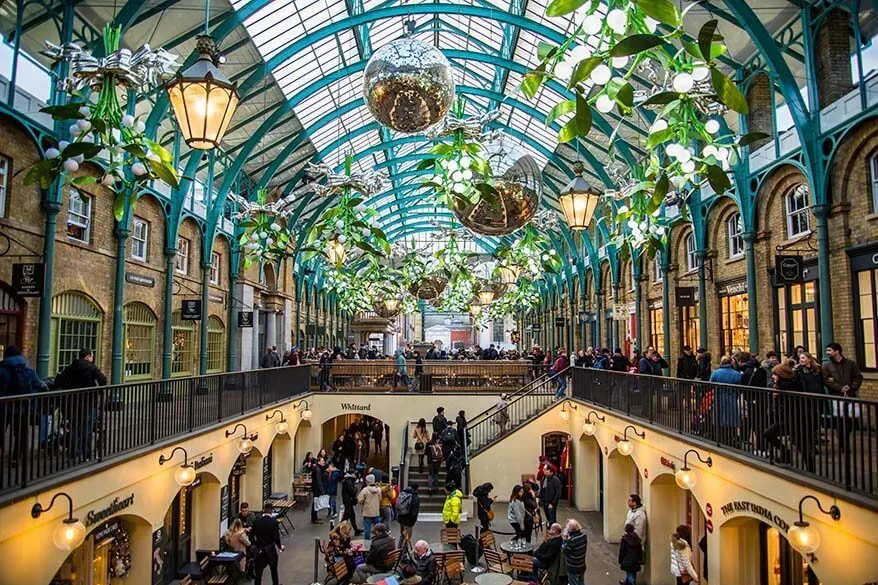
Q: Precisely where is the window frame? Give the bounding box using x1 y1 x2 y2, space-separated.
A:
784 184 811 239
0 154 10 217
727 212 745 259
131 217 149 262
853 266 878 371
685 234 700 273
123 302 156 381
870 154 878 214
210 251 221 285
653 254 663 283
175 236 190 275
66 188 92 243
206 316 225 373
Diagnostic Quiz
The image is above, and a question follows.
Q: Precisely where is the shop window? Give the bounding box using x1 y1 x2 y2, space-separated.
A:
0 283 24 356
680 304 699 351
871 154 878 213
171 311 196 376
727 212 744 259
855 267 878 369
784 184 811 238
175 236 190 275
653 254 663 283
50 291 102 375
720 293 750 355
492 319 505 344
649 306 664 351
685 233 700 272
123 302 156 380
0 154 9 217
207 315 225 373
131 217 148 261
210 251 221 284
776 280 819 356
66 188 91 242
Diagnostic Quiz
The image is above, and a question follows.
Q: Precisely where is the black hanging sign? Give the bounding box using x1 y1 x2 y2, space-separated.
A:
181 299 202 320
151 527 166 585
238 311 254 328
675 286 696 307
776 255 804 284
554 317 566 328
12 263 44 297
220 485 229 521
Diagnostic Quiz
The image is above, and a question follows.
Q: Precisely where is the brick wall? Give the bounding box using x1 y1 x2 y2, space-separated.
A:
815 8 854 108
745 72 773 149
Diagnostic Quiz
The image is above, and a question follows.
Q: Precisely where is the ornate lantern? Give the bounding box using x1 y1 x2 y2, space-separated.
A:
558 162 602 230
166 35 239 149
374 296 402 318
408 276 447 300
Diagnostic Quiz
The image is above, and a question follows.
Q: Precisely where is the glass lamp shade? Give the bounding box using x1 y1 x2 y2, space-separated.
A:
374 297 401 318
560 409 570 421
325 240 346 265
617 439 633 456
301 408 313 421
237 437 254 454
559 165 602 230
275 420 289 435
174 464 197 487
470 304 483 316
789 522 821 555
477 289 496 306
166 36 239 150
496 265 520 284
583 422 596 436
674 467 696 490
53 518 87 551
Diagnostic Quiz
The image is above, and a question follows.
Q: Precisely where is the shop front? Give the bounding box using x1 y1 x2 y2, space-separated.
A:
676 286 700 351
648 301 664 351
772 258 820 356
850 243 878 370
717 279 750 355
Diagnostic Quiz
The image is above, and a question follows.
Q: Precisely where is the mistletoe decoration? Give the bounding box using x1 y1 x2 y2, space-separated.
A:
494 225 562 280
233 189 298 268
25 24 180 221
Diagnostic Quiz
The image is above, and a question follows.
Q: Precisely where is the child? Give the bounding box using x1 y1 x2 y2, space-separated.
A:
618 523 643 584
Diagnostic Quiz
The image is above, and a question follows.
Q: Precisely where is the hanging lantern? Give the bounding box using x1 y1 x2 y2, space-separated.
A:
408 276 447 300
166 35 240 150
374 296 402 318
496 264 520 284
559 162 602 230
475 281 506 306
325 239 347 265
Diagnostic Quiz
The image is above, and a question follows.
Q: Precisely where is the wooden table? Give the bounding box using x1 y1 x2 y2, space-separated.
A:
366 572 397 583
475 573 513 585
499 540 535 555
269 499 296 531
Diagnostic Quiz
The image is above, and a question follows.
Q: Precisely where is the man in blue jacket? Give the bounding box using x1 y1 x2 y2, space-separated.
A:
0 345 44 467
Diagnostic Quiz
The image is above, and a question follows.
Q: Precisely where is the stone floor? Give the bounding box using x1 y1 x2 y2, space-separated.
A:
257 501 625 585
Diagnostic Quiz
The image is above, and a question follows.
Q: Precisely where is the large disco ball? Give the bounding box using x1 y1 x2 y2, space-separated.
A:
408 276 447 300
363 37 455 133
453 138 542 236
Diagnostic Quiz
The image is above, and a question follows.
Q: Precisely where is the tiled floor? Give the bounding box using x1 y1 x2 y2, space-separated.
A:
260 501 626 585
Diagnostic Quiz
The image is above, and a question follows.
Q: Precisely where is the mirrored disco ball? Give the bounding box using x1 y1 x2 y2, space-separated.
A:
363 37 455 133
453 137 542 236
408 276 447 300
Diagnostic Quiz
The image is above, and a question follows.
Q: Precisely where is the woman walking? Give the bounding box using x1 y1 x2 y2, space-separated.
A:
412 418 431 473
508 485 526 541
494 393 510 434
794 352 824 472
670 525 698 584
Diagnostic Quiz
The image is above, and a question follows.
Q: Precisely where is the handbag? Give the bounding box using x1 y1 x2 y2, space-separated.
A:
414 441 425 451
313 494 330 511
480 503 495 522
680 572 692 584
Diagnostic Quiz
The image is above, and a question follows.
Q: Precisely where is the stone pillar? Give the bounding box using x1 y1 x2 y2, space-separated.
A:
236 283 254 371
283 299 292 350
745 72 773 149
815 9 853 108
266 308 277 349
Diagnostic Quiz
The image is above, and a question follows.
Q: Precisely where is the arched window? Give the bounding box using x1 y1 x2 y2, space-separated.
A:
784 184 811 238
50 292 102 374
123 302 156 381
171 311 197 377
207 316 226 373
727 212 744 259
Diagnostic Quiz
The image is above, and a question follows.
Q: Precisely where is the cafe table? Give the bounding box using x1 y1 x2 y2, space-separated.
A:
475 573 513 585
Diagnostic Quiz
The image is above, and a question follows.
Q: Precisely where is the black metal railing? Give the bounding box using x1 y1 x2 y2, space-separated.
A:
0 365 311 496
571 367 878 497
307 360 544 392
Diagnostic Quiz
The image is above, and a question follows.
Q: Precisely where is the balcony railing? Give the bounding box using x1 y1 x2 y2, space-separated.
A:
571 368 877 497
0 365 311 497
308 360 546 392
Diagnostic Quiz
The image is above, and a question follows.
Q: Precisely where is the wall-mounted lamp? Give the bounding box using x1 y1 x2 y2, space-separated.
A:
582 411 606 436
674 449 713 490
32 492 87 551
617 425 645 457
788 495 841 556
294 399 312 422
158 446 197 487
266 409 289 434
559 402 577 421
225 423 254 454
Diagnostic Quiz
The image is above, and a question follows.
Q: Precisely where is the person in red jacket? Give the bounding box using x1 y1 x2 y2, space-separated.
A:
552 348 569 398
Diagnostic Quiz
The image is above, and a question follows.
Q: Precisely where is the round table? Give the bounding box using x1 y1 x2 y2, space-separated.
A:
366 573 396 584
351 539 371 552
499 540 535 555
475 573 513 585
429 542 457 553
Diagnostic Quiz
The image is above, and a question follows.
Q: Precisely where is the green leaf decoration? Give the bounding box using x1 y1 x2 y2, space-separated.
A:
471 157 492 176
710 68 749 114
40 103 85 119
654 173 669 201
568 56 602 89
698 19 719 62
520 65 546 99
646 127 674 149
546 99 576 126
474 182 500 204
706 164 732 194
346 197 364 208
545 0 589 17
23 159 61 189
415 159 435 171
558 94 592 143
62 143 103 159
610 34 664 57
615 82 634 108
737 132 770 147
71 175 97 186
537 41 559 62
113 193 126 222
122 144 147 157
681 41 702 60
150 160 180 188
641 91 679 106
636 0 682 27
146 139 175 164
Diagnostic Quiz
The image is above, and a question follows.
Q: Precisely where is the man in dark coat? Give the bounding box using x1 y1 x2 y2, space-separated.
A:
676 345 699 379
310 457 327 524
541 466 562 525
533 523 564 583
696 347 712 381
352 523 395 583
251 503 284 585
0 345 44 465
55 348 106 461
562 519 587 585
432 407 448 435
341 470 362 535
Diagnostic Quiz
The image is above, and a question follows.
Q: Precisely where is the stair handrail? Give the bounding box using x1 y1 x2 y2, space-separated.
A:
399 419 410 489
465 370 554 428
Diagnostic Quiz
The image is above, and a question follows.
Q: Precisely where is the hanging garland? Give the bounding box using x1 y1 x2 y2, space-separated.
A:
108 525 132 578
25 24 180 221
493 225 562 280
232 189 299 268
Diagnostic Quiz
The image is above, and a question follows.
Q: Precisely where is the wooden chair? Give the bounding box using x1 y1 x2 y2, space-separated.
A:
483 548 513 575
443 550 466 585
384 548 403 573
440 527 461 546
479 530 496 551
510 553 535 580
200 555 230 585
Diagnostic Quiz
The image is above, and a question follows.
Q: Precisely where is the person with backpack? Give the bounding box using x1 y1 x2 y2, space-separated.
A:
432 406 448 435
441 421 458 460
0 345 44 467
552 349 569 398
593 348 611 370
396 483 421 548
426 433 444 495
445 443 464 491
54 348 106 462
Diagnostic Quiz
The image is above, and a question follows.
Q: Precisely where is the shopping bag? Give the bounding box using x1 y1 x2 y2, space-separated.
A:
313 494 330 511
832 400 862 418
